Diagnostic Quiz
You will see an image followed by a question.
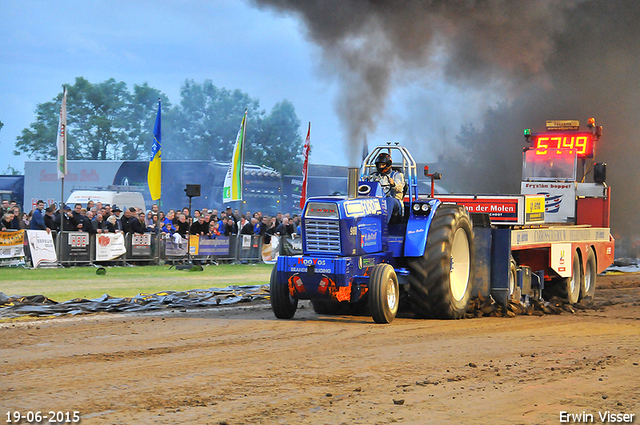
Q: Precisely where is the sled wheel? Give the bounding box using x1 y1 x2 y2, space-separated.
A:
270 266 298 319
552 250 582 304
581 248 597 300
509 257 520 301
369 263 399 324
408 205 475 319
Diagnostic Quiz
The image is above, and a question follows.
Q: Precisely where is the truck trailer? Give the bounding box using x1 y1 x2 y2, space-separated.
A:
270 118 614 323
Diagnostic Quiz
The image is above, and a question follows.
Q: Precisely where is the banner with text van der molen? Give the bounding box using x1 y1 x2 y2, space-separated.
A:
25 230 57 267
95 233 127 261
0 230 25 267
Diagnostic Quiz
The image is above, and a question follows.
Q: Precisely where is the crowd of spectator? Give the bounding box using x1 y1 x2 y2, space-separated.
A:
1 199 302 243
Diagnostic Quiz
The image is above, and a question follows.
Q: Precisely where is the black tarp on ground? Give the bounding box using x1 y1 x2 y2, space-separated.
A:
0 285 270 318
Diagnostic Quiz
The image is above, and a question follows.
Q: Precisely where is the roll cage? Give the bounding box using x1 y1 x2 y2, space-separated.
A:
361 143 420 209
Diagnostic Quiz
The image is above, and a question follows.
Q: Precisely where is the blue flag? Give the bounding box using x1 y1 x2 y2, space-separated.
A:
147 100 161 200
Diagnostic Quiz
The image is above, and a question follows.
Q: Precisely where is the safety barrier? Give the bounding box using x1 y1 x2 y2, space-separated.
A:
17 231 304 267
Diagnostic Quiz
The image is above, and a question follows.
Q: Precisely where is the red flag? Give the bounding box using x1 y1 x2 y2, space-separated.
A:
300 122 311 209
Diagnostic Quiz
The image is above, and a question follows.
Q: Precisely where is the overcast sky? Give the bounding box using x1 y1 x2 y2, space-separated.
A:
0 0 496 175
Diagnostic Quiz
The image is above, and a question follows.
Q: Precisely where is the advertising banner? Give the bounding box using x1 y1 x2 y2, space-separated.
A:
282 235 303 256
0 230 25 267
25 230 57 267
95 233 127 261
261 235 280 264
197 236 230 256
130 233 151 257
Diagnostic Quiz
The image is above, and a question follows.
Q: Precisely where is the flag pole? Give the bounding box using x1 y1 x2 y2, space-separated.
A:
57 85 68 248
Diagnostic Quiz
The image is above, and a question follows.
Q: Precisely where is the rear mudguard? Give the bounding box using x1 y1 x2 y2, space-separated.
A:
403 199 441 257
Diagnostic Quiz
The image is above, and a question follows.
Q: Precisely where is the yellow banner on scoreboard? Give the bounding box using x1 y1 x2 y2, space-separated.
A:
525 195 545 223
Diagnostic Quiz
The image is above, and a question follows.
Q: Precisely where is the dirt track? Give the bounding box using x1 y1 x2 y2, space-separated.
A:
1 274 639 424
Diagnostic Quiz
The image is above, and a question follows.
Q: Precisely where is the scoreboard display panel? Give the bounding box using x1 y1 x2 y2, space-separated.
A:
532 132 594 158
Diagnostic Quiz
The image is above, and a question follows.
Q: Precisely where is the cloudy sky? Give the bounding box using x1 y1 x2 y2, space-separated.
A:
0 0 496 175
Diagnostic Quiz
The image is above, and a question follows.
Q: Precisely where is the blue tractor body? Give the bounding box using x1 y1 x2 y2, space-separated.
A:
270 144 478 323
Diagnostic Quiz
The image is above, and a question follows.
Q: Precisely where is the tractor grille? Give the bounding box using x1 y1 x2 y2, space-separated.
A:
305 219 341 253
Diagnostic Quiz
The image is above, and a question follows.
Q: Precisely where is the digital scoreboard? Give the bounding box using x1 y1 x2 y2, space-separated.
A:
532 132 594 158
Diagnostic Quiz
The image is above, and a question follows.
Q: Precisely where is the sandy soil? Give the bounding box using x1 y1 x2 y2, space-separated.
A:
1 274 639 425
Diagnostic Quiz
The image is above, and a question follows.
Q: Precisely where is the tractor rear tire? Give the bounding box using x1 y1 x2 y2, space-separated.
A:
369 263 399 324
407 205 475 319
581 248 597 300
270 266 298 319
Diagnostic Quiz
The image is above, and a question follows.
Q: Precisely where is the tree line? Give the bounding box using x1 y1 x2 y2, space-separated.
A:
14 77 304 175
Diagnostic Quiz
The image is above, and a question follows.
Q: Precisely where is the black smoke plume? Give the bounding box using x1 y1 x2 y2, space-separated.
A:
250 0 640 242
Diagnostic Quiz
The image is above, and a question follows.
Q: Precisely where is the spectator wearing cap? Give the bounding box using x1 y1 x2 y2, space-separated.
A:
30 200 48 232
111 206 123 231
62 205 77 231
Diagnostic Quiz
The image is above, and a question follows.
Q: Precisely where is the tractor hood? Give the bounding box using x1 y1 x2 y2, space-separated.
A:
301 196 390 257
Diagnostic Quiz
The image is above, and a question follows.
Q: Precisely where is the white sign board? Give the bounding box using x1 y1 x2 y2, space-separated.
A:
95 233 127 261
26 230 57 267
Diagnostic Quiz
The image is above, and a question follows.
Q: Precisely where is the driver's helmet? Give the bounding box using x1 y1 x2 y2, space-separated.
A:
375 153 392 174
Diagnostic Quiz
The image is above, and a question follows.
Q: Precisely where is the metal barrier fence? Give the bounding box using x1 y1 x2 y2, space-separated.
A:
20 231 303 267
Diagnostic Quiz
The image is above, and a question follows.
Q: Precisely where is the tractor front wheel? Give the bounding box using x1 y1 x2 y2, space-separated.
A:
369 263 399 324
270 266 298 319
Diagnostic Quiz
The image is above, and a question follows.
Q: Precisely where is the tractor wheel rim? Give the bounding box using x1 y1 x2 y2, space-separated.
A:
571 257 579 294
450 228 470 302
509 265 516 297
387 277 398 312
585 260 593 292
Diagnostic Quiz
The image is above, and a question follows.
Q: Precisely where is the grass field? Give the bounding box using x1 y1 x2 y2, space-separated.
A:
0 263 273 303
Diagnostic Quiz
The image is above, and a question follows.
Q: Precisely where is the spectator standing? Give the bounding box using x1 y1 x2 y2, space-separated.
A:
92 213 107 233
275 217 295 236
121 207 135 234
145 211 154 227
176 214 189 238
238 215 253 235
111 206 123 232
208 220 220 238
190 215 207 236
130 212 147 234
0 199 10 216
62 206 77 231
30 200 47 231
1 212 15 230
44 206 58 231
105 215 119 233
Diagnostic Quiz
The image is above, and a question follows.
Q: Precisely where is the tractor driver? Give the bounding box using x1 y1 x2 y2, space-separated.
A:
369 152 405 220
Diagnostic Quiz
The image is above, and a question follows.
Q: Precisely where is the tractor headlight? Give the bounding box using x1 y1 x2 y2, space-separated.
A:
421 204 430 212
413 203 421 212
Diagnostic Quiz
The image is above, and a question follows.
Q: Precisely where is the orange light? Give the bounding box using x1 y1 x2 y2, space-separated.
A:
588 117 596 127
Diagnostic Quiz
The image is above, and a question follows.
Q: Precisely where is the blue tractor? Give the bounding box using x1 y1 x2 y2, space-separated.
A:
270 144 477 323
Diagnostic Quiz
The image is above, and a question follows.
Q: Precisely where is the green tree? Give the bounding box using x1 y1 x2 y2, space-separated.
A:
14 77 169 161
165 79 262 161
166 80 303 174
249 100 303 175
